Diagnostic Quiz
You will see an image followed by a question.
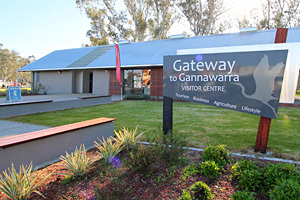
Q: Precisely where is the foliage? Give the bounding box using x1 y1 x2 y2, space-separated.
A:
94 137 124 164
190 181 215 200
157 132 188 164
231 160 259 181
0 163 54 200
231 191 256 200
261 162 300 192
179 189 192 200
126 143 161 174
231 160 261 191
237 168 262 191
123 94 151 100
114 126 144 151
0 44 34 84
181 164 200 181
269 179 300 200
147 0 176 40
175 0 226 36
258 0 300 29
200 161 221 179
76 0 176 45
60 144 99 179
202 144 231 168
32 83 49 95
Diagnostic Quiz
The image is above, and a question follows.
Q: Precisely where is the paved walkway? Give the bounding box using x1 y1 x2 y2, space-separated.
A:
0 94 122 138
0 120 49 138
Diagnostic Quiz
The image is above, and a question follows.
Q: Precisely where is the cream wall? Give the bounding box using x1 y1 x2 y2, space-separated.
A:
39 71 73 94
93 69 109 95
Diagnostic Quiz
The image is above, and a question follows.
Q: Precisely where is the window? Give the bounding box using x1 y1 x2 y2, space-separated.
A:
123 69 151 95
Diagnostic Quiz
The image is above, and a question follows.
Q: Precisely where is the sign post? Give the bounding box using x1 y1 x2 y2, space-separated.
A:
254 28 288 153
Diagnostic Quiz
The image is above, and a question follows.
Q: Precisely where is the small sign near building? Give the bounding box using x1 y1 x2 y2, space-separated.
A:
6 87 22 103
163 49 288 119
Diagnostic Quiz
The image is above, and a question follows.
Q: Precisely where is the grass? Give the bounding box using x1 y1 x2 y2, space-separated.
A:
4 100 300 157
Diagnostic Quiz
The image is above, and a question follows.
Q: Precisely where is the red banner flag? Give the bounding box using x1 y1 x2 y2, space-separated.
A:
115 44 121 85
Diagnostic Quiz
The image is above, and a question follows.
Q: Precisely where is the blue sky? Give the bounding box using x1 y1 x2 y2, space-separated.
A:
0 0 90 59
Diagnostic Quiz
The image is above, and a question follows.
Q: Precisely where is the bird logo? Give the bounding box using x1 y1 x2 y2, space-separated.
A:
232 55 285 116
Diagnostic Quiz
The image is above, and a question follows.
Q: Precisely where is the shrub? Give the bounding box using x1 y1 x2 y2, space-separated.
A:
269 179 300 200
181 164 200 181
231 160 259 181
179 189 192 200
231 191 256 200
94 137 124 164
157 133 188 164
237 169 262 191
60 144 99 179
190 181 215 200
123 94 151 100
114 126 144 151
261 162 300 192
231 160 261 191
200 161 221 179
0 163 54 200
126 143 160 174
202 145 230 168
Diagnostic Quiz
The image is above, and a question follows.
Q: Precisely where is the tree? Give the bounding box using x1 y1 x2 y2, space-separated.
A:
77 0 132 45
258 0 300 29
148 0 176 40
0 44 34 85
175 0 226 36
123 0 150 42
76 0 176 45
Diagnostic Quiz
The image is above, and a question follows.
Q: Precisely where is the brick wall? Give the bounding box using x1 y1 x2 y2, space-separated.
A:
109 69 121 95
150 67 163 96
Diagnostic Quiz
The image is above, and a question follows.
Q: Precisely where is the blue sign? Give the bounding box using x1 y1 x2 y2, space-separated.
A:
7 87 22 103
163 50 288 119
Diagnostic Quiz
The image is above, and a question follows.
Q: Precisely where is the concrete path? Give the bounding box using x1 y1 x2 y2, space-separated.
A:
0 120 49 138
0 94 122 138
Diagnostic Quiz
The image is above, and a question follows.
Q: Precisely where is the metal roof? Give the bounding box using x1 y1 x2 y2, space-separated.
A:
19 27 300 72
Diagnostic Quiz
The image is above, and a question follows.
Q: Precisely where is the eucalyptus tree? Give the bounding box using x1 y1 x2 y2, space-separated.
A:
148 0 176 40
76 0 132 45
175 0 226 36
77 0 176 45
258 0 300 29
0 45 33 84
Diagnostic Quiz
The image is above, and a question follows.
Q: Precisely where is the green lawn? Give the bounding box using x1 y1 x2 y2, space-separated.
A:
4 101 300 157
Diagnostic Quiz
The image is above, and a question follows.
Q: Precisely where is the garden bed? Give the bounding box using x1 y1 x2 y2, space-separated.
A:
1 145 299 200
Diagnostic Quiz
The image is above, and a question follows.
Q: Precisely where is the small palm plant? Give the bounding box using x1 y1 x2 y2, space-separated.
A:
60 144 99 179
94 137 124 164
114 126 144 151
0 162 54 200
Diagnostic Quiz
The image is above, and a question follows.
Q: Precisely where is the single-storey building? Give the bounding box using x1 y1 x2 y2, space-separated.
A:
19 27 300 97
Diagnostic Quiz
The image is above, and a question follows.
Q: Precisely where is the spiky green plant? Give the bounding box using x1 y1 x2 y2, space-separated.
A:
94 137 124 164
60 144 99 179
0 162 54 200
114 126 144 151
